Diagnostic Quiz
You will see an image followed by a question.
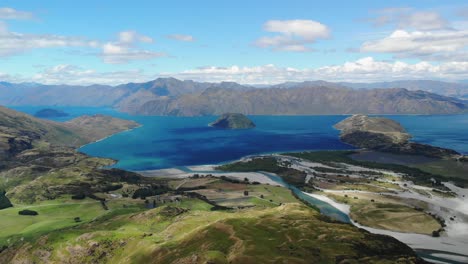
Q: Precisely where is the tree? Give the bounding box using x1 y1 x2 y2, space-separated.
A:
74 217 81 222
0 190 12 210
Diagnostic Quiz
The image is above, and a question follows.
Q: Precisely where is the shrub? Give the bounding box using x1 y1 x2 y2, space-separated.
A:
18 209 38 216
74 217 81 222
71 193 86 200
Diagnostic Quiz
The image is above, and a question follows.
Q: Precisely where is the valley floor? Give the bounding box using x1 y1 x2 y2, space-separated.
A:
169 151 468 264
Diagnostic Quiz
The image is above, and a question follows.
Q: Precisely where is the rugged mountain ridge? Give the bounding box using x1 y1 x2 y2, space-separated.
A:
132 86 468 116
340 80 468 99
1 78 468 116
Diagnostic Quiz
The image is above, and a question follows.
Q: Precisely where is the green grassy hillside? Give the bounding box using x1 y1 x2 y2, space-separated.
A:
0 201 422 264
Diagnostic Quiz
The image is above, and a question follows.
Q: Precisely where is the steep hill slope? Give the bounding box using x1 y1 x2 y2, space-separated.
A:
0 106 139 159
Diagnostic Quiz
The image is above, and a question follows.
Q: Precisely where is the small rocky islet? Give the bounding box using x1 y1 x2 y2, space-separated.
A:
209 113 255 129
34 108 69 118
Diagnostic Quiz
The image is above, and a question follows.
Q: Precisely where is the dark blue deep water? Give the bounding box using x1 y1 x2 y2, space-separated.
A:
11 106 468 171
82 114 353 170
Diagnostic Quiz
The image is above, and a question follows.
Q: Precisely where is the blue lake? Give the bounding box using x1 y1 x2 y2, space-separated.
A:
11 106 468 171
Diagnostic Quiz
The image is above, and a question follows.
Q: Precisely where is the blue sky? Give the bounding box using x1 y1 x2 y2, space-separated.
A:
0 0 467 85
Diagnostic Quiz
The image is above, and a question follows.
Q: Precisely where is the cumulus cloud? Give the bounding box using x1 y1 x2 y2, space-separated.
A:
0 22 164 64
118 31 153 44
369 8 449 30
101 44 165 64
162 57 468 84
0 7 33 20
100 31 164 64
255 19 330 52
360 29 468 61
30 64 154 85
5 58 468 85
0 22 98 56
166 34 195 42
359 7 468 62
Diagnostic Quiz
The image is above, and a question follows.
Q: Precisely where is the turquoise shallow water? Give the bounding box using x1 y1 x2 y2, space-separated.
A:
10 106 468 170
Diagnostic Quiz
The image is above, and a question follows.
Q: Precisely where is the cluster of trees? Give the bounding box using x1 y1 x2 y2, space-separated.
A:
132 185 170 199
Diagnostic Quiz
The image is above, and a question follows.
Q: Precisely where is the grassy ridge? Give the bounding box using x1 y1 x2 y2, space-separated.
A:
1 201 421 264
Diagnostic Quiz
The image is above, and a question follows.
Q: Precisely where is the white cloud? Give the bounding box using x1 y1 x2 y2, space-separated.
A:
359 8 468 62
0 22 98 56
118 31 153 44
166 34 195 42
0 7 33 20
162 57 468 84
369 8 449 30
4 58 468 85
30 64 153 85
0 22 164 64
100 31 164 64
360 29 468 61
400 11 449 31
101 44 165 64
255 19 330 52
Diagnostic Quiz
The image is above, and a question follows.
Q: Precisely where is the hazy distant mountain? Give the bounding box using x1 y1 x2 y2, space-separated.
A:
1 78 467 115
339 80 468 99
0 82 128 106
129 85 468 116
0 78 247 107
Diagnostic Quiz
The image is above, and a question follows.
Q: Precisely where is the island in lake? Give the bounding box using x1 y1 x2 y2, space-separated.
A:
209 113 256 129
335 114 461 159
34 108 69 118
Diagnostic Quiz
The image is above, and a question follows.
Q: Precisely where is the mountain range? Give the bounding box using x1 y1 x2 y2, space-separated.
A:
1 78 467 116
